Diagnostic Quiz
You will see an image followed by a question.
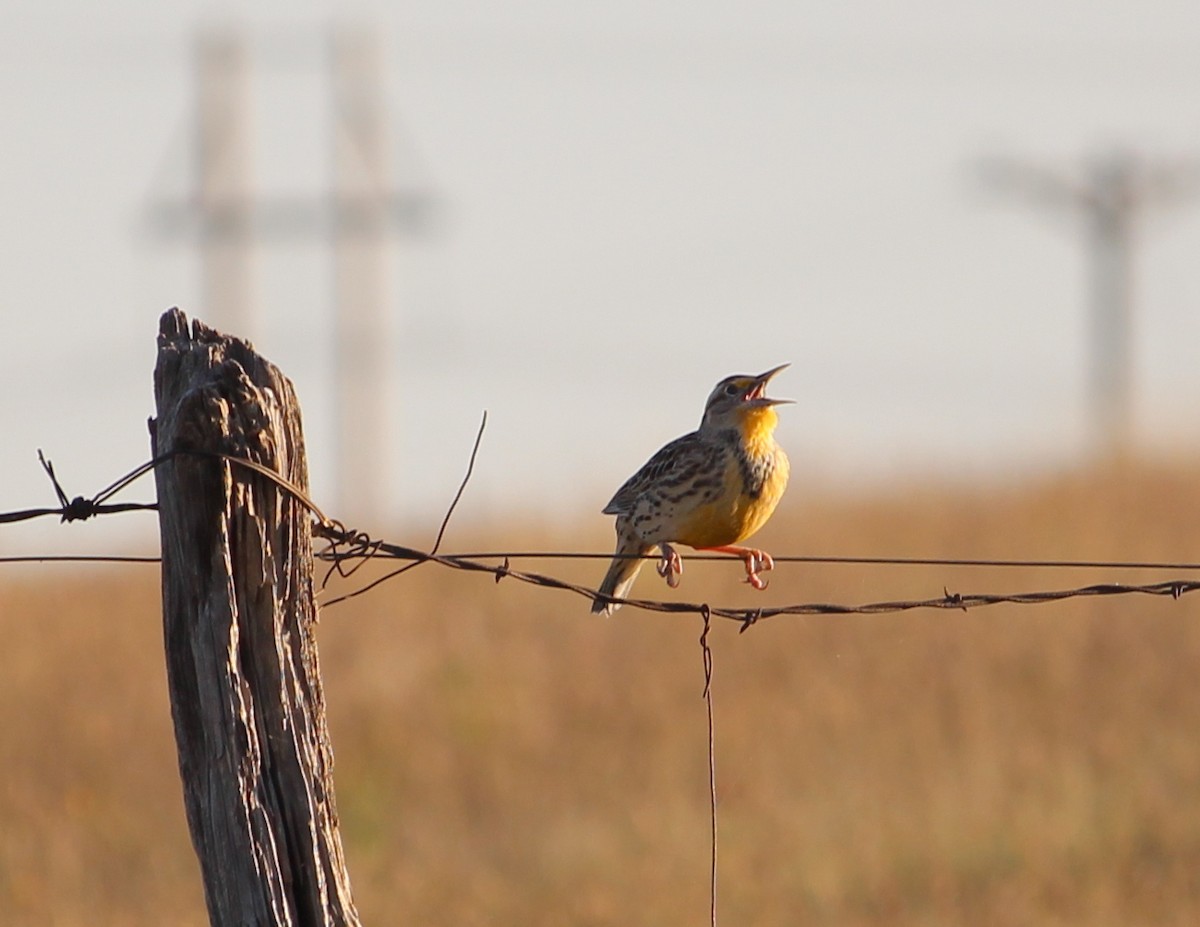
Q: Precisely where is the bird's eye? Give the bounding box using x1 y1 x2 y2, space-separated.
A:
723 383 740 397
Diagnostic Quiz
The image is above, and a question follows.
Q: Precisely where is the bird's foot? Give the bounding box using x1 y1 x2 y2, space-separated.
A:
706 545 774 590
742 549 774 590
656 543 683 589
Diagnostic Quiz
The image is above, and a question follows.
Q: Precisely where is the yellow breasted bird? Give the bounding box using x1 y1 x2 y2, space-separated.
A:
592 364 791 616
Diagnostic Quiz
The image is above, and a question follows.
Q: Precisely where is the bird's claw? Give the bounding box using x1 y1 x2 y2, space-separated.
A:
657 545 683 589
742 550 774 590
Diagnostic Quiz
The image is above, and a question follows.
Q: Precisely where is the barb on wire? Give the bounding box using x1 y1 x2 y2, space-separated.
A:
318 525 385 587
0 450 159 526
5 447 333 526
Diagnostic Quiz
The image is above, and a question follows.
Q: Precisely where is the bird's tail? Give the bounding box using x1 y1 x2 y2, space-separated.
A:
591 528 653 616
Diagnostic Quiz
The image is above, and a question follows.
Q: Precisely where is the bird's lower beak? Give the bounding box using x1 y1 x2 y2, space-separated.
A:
747 363 792 405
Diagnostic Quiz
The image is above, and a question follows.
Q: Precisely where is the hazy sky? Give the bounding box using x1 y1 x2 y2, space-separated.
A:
4 2 1200 555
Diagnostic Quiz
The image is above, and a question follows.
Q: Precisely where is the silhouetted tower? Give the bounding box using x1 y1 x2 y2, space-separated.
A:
330 28 393 521
149 24 436 518
194 28 255 338
982 148 1197 459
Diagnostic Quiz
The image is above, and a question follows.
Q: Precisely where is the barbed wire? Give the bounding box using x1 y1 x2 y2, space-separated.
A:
0 450 159 525
419 550 1200 571
313 532 1200 627
5 442 1200 626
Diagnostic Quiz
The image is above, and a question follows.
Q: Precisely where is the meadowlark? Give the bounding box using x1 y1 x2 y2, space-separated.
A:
591 364 791 616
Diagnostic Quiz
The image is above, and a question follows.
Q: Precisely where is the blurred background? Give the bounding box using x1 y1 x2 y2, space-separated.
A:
3 2 1200 542
5 2 1200 925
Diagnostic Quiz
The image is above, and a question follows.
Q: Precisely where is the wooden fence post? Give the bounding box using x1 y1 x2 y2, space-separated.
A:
150 308 361 927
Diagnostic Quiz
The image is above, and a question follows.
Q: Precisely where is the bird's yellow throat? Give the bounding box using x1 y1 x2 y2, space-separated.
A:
736 404 780 446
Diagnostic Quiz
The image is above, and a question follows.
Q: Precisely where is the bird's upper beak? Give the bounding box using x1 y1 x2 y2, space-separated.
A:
746 363 792 406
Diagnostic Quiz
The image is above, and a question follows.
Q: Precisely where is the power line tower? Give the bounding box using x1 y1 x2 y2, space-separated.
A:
191 28 255 338
980 148 1198 460
149 24 436 518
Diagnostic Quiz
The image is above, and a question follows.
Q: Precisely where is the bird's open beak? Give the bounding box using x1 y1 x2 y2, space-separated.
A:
746 363 792 405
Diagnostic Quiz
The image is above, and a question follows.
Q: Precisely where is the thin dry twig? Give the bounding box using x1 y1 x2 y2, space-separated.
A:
319 411 487 607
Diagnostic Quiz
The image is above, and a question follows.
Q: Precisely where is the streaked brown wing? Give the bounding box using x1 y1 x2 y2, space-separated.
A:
601 430 707 515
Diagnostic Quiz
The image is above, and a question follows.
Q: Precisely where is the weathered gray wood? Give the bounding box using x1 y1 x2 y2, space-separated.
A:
150 308 361 927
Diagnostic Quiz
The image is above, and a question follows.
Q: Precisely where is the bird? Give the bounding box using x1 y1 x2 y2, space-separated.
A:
591 364 791 616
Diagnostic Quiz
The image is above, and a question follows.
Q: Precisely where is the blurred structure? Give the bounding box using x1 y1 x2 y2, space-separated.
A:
329 28 396 524
169 29 258 340
149 24 437 519
981 149 1200 460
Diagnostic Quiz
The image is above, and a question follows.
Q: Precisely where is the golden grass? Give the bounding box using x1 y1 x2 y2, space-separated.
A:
4 460 1200 925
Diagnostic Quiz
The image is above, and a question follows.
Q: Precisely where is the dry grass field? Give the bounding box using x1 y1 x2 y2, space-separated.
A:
4 460 1200 925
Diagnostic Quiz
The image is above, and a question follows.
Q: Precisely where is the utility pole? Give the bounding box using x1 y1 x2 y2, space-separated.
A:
194 28 255 339
148 24 436 519
330 28 392 522
981 148 1197 460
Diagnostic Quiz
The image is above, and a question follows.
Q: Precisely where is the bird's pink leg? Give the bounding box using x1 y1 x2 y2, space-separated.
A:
656 543 683 588
703 544 774 590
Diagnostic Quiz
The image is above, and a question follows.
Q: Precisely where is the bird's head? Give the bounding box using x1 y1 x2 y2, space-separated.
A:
700 364 792 434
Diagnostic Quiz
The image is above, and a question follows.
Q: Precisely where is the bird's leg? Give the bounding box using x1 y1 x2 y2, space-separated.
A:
703 544 775 590
656 543 683 588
